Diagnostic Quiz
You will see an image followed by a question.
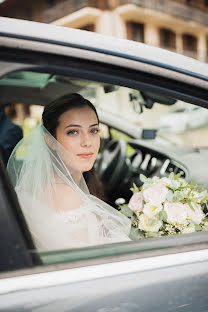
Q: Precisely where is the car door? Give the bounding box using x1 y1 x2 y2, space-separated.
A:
0 17 208 312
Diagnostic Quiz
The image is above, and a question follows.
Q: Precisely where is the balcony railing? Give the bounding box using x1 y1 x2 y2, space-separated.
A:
44 0 101 23
44 0 208 26
118 0 208 26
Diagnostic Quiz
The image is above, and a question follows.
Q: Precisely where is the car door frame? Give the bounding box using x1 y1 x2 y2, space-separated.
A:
1 32 208 311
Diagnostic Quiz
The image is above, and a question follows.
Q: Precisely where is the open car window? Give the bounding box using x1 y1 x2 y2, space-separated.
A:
1 69 208 269
2 70 208 147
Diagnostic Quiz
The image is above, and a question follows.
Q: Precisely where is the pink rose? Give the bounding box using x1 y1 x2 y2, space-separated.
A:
185 203 204 224
164 201 187 225
143 184 168 204
128 192 144 212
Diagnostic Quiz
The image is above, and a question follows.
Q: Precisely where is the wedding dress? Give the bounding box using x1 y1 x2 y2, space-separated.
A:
7 124 131 251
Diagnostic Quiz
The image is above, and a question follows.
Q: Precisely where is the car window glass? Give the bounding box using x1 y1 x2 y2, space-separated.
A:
1 70 208 268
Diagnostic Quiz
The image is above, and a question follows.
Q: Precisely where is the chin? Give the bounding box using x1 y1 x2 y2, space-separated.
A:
80 164 94 173
81 167 93 173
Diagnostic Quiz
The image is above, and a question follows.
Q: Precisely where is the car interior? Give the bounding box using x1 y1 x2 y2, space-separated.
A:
1 69 208 267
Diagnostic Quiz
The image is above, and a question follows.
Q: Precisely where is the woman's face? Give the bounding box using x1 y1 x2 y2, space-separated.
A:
56 106 100 173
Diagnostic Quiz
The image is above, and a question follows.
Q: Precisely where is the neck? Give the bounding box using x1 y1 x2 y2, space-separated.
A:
54 171 82 186
72 171 82 185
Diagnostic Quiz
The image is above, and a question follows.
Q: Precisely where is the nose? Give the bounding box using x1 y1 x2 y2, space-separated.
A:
80 132 92 147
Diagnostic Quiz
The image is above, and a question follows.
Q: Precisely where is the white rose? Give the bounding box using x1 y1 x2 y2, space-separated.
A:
164 201 187 225
161 177 171 187
185 203 204 224
169 179 181 190
143 202 163 218
143 183 168 204
138 214 162 233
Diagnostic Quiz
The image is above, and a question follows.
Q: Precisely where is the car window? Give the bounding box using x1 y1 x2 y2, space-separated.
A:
1 69 208 269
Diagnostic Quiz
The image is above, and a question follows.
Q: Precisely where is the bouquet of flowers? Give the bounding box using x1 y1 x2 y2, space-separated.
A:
120 173 208 240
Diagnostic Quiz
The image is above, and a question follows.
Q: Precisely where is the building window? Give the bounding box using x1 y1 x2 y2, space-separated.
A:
205 0 208 13
47 0 56 8
126 22 144 43
182 33 197 58
186 0 206 10
80 24 95 32
159 28 176 51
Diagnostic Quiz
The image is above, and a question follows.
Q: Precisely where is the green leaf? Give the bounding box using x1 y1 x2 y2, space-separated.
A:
145 231 162 238
121 205 133 218
187 200 195 211
194 223 202 231
159 210 167 222
198 190 208 202
173 190 184 201
129 227 143 240
168 172 175 180
166 190 174 202
202 221 208 230
174 173 182 180
201 195 208 203
130 182 140 193
190 180 195 186
140 174 147 183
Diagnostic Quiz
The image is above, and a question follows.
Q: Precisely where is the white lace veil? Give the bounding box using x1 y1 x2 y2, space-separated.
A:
7 124 131 251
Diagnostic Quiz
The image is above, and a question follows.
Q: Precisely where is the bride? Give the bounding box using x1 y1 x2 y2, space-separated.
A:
7 93 131 251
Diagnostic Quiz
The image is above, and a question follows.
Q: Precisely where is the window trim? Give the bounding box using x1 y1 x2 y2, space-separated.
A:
1 49 208 274
0 46 207 105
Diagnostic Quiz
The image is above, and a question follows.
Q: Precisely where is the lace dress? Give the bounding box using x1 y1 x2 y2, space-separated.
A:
18 193 131 251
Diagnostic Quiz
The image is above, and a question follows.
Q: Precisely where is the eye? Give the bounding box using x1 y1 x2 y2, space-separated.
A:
90 128 100 134
67 129 78 135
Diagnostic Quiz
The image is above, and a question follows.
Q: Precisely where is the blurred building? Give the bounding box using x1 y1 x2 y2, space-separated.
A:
0 0 208 62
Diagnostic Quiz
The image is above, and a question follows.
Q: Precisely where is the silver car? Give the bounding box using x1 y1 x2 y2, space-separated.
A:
0 17 208 312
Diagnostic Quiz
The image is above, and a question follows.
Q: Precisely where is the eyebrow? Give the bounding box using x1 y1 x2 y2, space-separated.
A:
64 123 99 129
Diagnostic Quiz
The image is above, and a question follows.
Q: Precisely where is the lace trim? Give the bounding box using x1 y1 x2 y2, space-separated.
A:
58 205 88 223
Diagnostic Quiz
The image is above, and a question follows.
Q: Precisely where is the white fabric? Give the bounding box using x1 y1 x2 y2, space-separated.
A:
7 124 131 251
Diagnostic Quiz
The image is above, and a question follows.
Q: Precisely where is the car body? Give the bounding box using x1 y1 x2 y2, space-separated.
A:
0 17 208 312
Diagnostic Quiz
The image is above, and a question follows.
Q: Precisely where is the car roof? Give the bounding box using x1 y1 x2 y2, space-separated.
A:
0 17 208 81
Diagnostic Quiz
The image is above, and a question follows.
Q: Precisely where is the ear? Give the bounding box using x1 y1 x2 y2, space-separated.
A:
44 133 56 150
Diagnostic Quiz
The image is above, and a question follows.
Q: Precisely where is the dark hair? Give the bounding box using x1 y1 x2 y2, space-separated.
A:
42 93 104 200
42 93 99 137
4 103 17 119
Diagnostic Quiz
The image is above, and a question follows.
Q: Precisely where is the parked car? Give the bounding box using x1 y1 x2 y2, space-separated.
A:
0 17 208 312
